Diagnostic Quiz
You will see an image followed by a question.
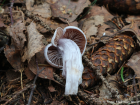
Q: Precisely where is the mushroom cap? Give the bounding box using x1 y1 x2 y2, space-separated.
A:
44 43 63 68
44 26 87 68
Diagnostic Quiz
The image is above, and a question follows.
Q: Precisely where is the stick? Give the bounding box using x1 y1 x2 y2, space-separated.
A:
9 0 14 25
27 55 45 105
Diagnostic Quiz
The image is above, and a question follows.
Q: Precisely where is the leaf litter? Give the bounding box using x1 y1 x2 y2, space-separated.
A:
1 0 140 104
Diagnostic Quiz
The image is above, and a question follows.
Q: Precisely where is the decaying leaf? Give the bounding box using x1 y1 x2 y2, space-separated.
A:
51 0 90 23
10 0 24 3
48 85 57 92
36 16 78 33
7 20 26 50
22 22 44 62
26 0 35 11
26 0 51 18
97 23 117 38
126 51 140 77
125 16 140 23
85 5 114 22
46 0 58 4
0 17 6 27
80 16 104 39
4 45 22 71
99 75 120 99
28 48 54 80
82 20 97 39
24 67 35 80
122 20 140 45
32 3 51 18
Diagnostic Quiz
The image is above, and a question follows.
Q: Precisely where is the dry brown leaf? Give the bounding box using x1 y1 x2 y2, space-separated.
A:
97 23 117 37
99 75 120 99
4 45 22 71
10 0 24 3
0 17 6 27
36 17 78 33
83 24 97 39
94 15 104 26
24 67 35 80
28 48 54 80
51 0 90 23
22 22 44 62
46 0 58 4
81 16 104 39
122 19 140 45
26 0 35 11
7 20 26 50
85 5 114 22
26 0 51 18
48 85 57 92
125 15 140 23
32 3 51 18
126 51 140 77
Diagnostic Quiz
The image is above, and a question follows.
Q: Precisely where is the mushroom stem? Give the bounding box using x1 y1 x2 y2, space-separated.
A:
58 38 84 95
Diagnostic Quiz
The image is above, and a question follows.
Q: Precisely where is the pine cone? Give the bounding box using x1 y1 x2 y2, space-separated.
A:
97 0 140 14
82 35 135 88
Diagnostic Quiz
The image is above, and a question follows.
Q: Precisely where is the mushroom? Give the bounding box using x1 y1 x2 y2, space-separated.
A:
44 26 87 95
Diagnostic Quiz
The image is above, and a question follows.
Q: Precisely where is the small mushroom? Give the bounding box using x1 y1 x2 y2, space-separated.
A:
44 26 87 95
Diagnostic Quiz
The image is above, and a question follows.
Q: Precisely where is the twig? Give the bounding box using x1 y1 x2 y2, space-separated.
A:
27 55 45 105
2 84 34 105
20 68 25 100
132 75 138 105
9 0 14 25
21 9 54 33
109 19 121 30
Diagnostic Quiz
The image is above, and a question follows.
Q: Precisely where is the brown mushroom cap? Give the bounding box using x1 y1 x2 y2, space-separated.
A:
44 43 63 68
62 26 87 55
44 26 87 68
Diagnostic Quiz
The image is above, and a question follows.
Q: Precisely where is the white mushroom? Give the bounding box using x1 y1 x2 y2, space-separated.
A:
44 26 87 95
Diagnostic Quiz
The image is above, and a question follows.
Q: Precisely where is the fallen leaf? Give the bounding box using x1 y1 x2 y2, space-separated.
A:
51 0 90 23
97 23 117 38
24 67 35 80
121 20 140 45
83 24 98 39
28 48 54 80
10 0 24 3
94 15 104 26
4 45 22 71
80 16 104 39
7 20 26 50
46 0 58 4
32 3 51 18
0 17 6 27
36 17 78 33
125 16 140 23
126 51 140 77
22 22 44 62
85 5 114 22
99 74 121 99
26 0 51 18
48 85 57 92
26 0 35 11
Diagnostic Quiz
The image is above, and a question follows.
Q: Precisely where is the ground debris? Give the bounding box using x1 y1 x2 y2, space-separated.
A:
1 0 140 105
